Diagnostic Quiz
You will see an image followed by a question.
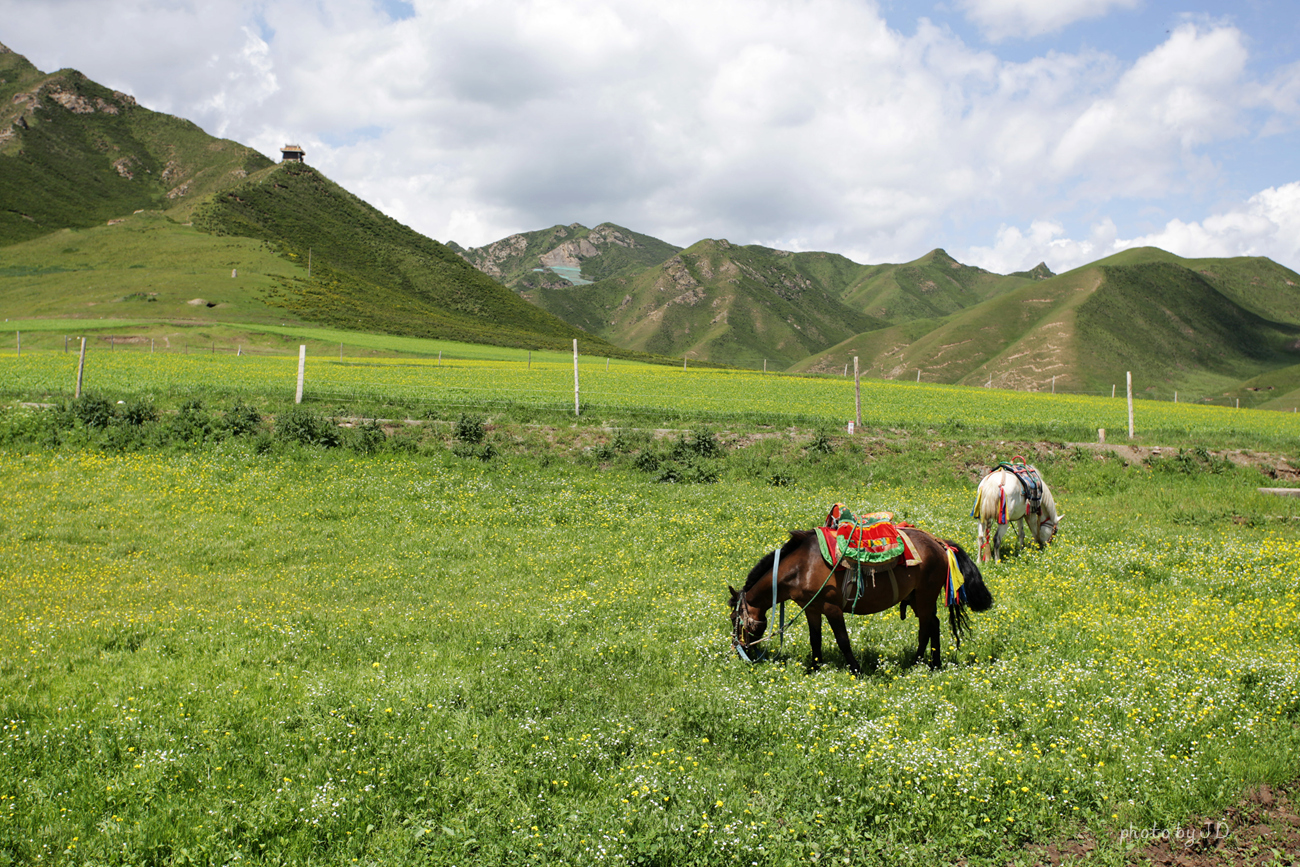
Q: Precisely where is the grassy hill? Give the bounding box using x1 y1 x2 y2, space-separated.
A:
475 238 1039 368
451 223 681 289
191 161 616 351
0 43 637 356
793 247 1300 403
838 248 1035 321
0 43 272 245
521 239 889 368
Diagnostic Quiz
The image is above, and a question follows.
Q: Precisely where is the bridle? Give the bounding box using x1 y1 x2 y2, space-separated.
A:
732 545 784 663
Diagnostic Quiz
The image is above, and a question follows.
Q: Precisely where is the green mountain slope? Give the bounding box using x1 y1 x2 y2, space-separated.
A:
793 247 1300 402
0 43 623 354
522 239 888 367
452 223 681 289
470 234 1039 368
0 43 272 245
188 162 616 351
838 248 1035 321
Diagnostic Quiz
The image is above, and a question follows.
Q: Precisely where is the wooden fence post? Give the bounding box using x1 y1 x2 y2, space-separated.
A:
1127 371 1134 439
75 338 86 398
854 357 861 429
296 345 306 404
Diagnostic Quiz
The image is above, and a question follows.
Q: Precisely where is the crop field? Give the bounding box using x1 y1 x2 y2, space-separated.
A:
2 350 1300 865
3 348 1300 448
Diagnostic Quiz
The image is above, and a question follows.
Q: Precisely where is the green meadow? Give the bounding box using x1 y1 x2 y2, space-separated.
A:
2 347 1300 865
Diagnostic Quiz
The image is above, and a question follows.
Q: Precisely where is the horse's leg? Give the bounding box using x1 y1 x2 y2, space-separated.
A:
1015 519 1026 555
992 522 1006 562
911 615 941 669
823 606 861 675
805 604 825 669
911 588 943 669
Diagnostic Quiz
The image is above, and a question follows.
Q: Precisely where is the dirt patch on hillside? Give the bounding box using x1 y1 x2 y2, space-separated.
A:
1068 441 1300 482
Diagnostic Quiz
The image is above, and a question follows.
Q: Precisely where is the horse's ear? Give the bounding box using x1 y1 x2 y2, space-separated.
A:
1055 513 1065 523
728 585 739 602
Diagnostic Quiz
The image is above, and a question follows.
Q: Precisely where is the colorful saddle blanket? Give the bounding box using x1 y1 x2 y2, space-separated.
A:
998 459 1043 512
971 458 1043 522
815 504 964 608
816 504 911 567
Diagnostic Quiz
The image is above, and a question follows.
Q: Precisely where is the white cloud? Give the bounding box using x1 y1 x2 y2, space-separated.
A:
961 183 1300 275
958 0 1140 41
0 0 1297 265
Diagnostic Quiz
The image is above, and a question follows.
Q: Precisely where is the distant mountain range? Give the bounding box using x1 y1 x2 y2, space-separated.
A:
455 223 1300 402
5 40 1300 404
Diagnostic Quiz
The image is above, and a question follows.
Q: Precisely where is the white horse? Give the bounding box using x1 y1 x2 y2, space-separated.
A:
973 464 1062 563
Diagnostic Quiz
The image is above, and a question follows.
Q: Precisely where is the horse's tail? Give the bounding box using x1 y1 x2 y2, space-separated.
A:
943 540 994 643
950 542 993 612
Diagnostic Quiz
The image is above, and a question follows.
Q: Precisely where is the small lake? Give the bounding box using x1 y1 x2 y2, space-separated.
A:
533 266 592 286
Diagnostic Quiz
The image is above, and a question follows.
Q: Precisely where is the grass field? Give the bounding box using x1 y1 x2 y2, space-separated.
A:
3 344 1300 449
2 351 1300 865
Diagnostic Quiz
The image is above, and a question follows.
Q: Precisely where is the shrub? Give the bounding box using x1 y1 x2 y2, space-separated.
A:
454 414 487 444
224 402 263 437
171 399 214 443
276 407 342 448
350 420 387 455
0 406 61 447
452 441 496 461
118 397 158 426
70 393 113 429
808 429 835 455
689 427 724 458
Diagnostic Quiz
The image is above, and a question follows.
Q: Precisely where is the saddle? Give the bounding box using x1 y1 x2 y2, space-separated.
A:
997 457 1044 515
816 504 920 606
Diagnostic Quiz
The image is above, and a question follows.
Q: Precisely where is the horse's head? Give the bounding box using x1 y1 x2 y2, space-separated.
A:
728 585 767 660
1036 511 1063 547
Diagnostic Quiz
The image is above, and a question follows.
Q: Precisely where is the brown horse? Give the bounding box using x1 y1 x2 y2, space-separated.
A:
729 527 992 672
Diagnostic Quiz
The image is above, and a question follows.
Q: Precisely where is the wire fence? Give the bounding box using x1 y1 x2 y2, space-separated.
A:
4 342 1300 447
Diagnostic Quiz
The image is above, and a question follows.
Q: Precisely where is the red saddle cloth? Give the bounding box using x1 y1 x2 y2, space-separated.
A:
816 504 910 566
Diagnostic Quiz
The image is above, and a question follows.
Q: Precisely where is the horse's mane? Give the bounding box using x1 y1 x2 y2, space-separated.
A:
742 530 815 593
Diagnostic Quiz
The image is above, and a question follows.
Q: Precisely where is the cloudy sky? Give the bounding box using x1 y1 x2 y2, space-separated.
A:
4 0 1299 273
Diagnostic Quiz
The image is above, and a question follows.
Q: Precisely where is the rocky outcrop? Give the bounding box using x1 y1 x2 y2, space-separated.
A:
539 237 599 269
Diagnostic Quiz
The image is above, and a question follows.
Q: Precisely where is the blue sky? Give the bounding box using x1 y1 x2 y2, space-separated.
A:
2 0 1298 273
